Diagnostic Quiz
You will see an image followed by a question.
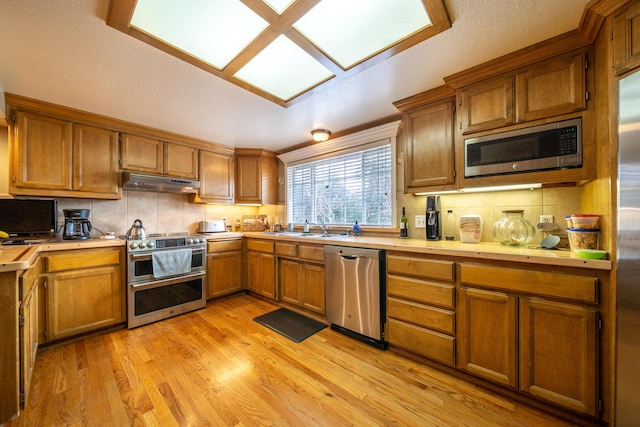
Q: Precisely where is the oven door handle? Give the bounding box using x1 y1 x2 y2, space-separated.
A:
129 272 205 289
130 253 152 260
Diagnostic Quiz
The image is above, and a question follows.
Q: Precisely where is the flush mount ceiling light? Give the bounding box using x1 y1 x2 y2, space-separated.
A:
311 129 331 142
106 0 450 107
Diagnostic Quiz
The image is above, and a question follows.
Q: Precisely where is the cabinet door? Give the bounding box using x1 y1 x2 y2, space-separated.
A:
247 251 275 300
458 75 514 134
404 101 455 191
197 149 234 203
120 133 163 174
73 124 120 195
12 111 72 190
47 266 123 341
164 142 198 179
247 251 260 293
235 155 262 203
515 53 585 122
519 298 598 416
614 0 640 76
279 258 301 306
301 263 325 314
458 287 518 388
207 251 243 299
258 253 276 299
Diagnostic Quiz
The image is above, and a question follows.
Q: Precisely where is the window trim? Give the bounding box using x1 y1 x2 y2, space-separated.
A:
278 121 399 226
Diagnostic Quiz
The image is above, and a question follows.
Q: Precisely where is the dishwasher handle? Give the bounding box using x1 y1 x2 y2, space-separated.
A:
340 254 358 260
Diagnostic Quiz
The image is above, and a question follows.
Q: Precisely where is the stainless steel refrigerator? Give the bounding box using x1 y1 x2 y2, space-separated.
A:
616 70 640 425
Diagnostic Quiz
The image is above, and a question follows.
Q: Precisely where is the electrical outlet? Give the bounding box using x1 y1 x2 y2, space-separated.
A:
415 215 426 228
540 215 554 224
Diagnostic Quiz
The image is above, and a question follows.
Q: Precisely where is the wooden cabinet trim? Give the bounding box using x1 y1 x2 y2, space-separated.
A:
459 263 597 303
246 239 275 253
388 318 455 366
387 274 455 309
275 242 298 257
207 239 242 253
387 255 455 282
46 249 121 273
297 244 324 263
388 297 455 334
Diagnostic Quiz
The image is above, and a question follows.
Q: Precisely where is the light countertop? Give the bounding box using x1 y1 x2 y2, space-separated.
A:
1 232 612 273
0 238 126 273
243 232 613 270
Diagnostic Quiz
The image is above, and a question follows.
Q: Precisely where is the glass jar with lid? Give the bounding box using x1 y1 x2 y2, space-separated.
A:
493 210 536 246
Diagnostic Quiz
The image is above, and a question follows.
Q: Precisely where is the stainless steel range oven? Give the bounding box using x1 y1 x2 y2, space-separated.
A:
127 233 207 328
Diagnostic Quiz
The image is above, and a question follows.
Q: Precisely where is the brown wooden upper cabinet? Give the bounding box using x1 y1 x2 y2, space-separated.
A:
121 134 198 179
394 86 456 194
458 51 587 134
235 148 277 204
613 0 640 76
193 148 234 204
9 111 120 199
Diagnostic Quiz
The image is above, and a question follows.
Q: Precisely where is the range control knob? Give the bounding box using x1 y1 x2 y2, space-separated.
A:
187 238 194 245
129 242 138 250
146 241 155 248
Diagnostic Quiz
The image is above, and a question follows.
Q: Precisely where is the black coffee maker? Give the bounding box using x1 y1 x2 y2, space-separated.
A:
63 209 92 240
426 195 441 240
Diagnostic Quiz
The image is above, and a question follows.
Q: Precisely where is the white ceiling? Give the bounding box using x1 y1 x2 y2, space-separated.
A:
0 0 590 153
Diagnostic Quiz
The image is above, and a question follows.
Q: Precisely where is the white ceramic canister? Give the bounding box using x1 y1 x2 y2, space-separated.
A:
459 214 483 243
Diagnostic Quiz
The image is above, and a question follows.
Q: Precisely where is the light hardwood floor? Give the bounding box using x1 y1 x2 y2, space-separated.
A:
5 294 577 427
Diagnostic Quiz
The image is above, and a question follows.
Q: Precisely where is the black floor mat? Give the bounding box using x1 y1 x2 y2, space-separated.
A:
253 308 327 343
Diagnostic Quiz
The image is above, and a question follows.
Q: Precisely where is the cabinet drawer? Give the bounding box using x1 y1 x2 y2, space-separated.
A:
246 239 274 253
275 242 298 257
388 274 455 308
208 239 242 253
47 249 120 272
387 255 454 282
388 318 455 366
460 264 597 303
298 244 324 262
388 297 455 334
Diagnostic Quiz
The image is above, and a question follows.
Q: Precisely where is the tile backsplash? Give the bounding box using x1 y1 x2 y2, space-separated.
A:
57 192 261 237
56 186 580 243
397 187 581 243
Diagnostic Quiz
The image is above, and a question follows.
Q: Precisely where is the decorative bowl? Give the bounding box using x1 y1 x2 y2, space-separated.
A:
574 249 607 260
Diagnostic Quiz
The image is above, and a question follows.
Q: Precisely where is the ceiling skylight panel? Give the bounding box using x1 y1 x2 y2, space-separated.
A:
234 35 334 101
131 0 268 70
294 0 431 69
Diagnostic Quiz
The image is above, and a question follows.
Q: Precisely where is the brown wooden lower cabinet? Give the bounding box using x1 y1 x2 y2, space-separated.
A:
457 287 518 388
277 242 325 315
44 248 125 341
207 239 243 299
246 239 276 300
279 258 325 314
387 318 456 366
519 297 598 417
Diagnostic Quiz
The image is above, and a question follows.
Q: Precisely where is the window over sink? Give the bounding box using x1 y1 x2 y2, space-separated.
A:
278 121 399 227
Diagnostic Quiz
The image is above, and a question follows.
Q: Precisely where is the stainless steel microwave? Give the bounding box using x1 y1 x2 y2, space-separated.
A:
464 118 582 178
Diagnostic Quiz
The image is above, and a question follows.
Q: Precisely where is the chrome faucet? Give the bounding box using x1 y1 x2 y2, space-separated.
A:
314 219 330 236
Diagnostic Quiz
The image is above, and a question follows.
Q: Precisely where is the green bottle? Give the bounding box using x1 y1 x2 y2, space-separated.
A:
400 207 408 238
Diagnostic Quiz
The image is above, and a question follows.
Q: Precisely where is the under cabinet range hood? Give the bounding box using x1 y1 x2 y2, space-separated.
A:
122 172 200 194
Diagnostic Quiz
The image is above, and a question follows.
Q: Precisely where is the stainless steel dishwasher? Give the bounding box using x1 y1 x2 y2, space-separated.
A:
324 245 387 349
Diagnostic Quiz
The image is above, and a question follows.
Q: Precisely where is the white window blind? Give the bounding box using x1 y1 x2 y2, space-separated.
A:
287 143 392 226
